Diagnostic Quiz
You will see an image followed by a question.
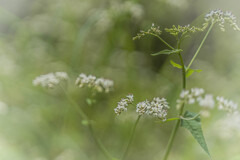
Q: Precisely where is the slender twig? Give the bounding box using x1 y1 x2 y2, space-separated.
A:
144 32 175 50
122 115 141 160
186 22 214 70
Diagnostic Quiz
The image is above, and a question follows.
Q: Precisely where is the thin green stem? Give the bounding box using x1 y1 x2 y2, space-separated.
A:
186 23 214 70
89 124 116 160
178 53 186 89
61 86 116 160
145 32 175 50
162 40 186 160
122 115 141 160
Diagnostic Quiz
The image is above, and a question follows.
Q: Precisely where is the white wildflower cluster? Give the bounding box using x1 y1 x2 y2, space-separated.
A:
75 73 114 93
133 23 162 40
136 97 169 121
176 88 215 117
115 94 169 121
33 72 68 88
216 96 238 113
205 9 240 31
177 88 205 108
114 94 134 115
165 24 206 37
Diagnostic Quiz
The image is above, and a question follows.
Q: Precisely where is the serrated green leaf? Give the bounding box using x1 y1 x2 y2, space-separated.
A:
181 111 211 158
151 49 182 56
170 60 182 69
186 68 202 77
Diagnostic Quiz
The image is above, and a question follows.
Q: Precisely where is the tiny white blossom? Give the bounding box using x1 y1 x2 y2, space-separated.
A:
216 96 238 113
198 94 215 109
33 72 68 88
114 94 134 115
136 100 150 115
136 97 170 121
205 9 240 31
176 88 205 108
75 73 114 93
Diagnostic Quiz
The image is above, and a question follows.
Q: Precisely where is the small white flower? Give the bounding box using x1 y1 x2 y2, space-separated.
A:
136 100 150 115
33 72 68 88
176 88 205 108
205 9 240 31
75 73 114 93
147 97 169 121
198 94 215 109
216 96 238 113
115 94 134 115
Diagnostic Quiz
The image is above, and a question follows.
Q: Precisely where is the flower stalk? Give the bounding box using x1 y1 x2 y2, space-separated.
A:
122 115 141 160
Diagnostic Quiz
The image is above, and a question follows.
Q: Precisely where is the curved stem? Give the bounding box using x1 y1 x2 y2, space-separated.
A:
186 22 214 70
61 86 116 160
122 115 141 160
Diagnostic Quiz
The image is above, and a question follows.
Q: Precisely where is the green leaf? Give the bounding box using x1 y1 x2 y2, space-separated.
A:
81 120 90 126
86 98 96 106
151 49 183 56
170 60 182 69
181 111 211 158
186 68 202 77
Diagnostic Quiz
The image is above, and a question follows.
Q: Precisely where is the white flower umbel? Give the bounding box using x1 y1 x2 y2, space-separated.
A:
147 97 169 121
176 88 205 109
75 73 114 93
136 100 150 115
205 9 240 31
114 94 134 115
136 97 170 121
216 96 238 113
33 72 69 88
198 94 215 109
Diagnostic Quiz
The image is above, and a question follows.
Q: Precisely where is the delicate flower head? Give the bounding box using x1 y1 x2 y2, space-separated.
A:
146 97 169 121
177 88 205 109
133 23 162 40
136 97 169 121
205 9 240 31
165 24 206 37
216 96 238 113
33 72 68 88
198 94 215 109
75 73 114 93
114 94 134 115
136 100 150 115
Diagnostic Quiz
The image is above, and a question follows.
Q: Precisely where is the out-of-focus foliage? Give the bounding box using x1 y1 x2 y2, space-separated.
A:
0 0 240 160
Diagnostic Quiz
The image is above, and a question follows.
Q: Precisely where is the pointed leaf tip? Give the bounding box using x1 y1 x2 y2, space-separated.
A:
181 111 211 158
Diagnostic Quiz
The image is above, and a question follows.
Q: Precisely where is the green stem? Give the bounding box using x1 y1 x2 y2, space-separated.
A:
61 86 115 160
162 40 186 160
146 32 175 50
122 115 141 160
186 22 214 70
89 124 116 160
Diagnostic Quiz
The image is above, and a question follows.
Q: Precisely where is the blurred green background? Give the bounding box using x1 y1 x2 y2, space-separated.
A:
0 0 240 160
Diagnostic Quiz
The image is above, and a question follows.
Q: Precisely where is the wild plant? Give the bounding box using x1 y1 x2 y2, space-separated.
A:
114 9 240 160
32 9 240 160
